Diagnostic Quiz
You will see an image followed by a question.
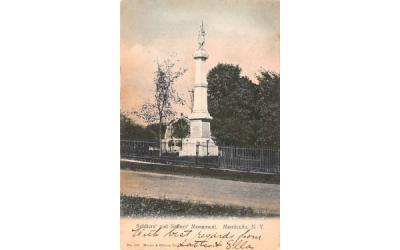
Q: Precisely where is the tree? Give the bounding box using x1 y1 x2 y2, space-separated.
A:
207 64 280 148
207 64 258 146
145 123 166 140
255 71 280 148
172 117 190 146
120 112 157 140
135 57 187 156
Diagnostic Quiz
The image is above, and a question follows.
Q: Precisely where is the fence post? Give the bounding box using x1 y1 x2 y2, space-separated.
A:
206 140 209 166
218 147 221 168
195 143 199 165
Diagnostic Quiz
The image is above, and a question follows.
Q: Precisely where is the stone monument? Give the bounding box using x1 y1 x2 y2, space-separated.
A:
180 22 218 156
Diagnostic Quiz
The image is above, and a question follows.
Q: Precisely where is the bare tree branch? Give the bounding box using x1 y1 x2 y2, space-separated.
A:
134 55 187 156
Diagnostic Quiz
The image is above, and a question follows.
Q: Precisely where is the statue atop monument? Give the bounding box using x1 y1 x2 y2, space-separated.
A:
197 21 206 50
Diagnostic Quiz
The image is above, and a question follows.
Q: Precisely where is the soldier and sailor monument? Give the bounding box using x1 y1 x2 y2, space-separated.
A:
180 23 218 156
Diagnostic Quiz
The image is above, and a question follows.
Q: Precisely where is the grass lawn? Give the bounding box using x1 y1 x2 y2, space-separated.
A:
120 195 278 217
120 160 279 184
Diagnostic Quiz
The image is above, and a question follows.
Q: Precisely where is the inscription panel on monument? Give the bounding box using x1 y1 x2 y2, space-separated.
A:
202 122 210 138
191 122 201 138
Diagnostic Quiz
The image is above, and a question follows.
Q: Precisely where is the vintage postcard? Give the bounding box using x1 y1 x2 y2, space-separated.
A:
120 0 280 249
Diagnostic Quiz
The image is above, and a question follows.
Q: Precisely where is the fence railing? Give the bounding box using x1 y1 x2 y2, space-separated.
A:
120 140 279 174
218 145 280 173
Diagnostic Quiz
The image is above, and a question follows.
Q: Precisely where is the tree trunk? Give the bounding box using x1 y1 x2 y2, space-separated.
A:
158 116 162 157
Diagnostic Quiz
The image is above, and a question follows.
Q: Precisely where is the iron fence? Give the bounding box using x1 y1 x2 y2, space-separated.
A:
218 145 279 173
120 140 279 174
120 140 159 157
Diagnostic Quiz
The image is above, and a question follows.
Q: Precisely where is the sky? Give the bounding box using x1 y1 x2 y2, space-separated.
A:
121 0 280 119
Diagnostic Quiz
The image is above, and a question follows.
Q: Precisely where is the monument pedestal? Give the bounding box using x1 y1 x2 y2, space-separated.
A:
179 137 218 156
179 117 218 156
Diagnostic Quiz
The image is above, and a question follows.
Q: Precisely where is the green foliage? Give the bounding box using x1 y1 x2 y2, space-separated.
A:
207 64 258 146
172 118 190 140
120 112 165 140
145 123 166 138
207 64 279 148
120 195 271 217
255 71 280 148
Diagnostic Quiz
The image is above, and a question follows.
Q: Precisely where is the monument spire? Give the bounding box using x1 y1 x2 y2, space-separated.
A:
180 22 218 157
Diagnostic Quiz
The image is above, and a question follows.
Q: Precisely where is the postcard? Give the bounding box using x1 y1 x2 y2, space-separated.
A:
121 0 280 249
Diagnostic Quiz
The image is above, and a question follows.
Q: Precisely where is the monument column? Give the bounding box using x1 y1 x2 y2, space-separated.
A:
180 22 218 156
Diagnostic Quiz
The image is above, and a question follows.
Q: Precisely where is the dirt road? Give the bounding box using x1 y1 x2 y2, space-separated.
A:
121 170 279 213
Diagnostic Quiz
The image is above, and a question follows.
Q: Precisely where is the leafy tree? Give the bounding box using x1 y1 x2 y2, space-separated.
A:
172 117 190 143
207 64 258 146
145 123 166 139
255 71 280 147
135 57 187 155
120 112 156 140
120 111 166 141
207 64 280 148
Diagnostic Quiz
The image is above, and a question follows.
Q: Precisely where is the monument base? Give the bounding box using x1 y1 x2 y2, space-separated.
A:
179 138 218 156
